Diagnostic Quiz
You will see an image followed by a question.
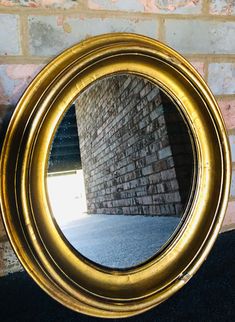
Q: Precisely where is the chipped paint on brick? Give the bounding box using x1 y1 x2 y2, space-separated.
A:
210 0 235 16
88 0 104 10
56 15 64 26
139 0 202 13
28 15 158 56
0 0 82 9
139 0 158 12
88 0 143 11
88 0 202 13
63 22 72 33
0 65 44 105
218 98 235 130
56 16 72 33
0 1 15 6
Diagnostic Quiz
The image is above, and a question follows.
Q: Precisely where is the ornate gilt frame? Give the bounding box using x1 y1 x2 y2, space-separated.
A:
0 33 231 318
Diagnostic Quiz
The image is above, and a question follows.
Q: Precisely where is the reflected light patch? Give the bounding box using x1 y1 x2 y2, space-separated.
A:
47 170 87 228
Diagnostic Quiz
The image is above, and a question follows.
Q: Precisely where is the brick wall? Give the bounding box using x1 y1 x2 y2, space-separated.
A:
75 75 193 217
0 0 234 275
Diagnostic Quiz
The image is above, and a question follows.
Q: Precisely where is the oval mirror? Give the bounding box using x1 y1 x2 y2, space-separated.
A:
47 74 195 269
0 33 231 318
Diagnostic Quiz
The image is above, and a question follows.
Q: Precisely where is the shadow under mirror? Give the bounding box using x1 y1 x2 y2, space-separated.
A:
47 74 194 269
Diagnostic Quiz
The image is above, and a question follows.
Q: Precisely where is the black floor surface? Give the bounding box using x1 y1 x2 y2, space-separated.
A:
0 230 234 322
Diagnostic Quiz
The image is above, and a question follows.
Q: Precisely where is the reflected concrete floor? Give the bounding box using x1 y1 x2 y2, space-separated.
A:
61 215 181 268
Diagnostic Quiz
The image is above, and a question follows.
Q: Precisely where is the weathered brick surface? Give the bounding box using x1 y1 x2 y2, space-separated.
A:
0 241 23 276
0 14 20 55
88 0 202 14
0 64 44 105
229 135 235 162
210 0 235 15
28 15 158 56
218 98 235 130
75 75 193 217
0 0 84 8
208 63 235 95
165 20 235 54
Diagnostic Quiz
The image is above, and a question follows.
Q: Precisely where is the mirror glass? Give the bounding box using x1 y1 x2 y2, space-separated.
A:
46 74 194 269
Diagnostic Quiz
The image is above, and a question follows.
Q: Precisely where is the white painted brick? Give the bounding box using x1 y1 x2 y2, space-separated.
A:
208 63 235 95
0 14 20 55
165 20 235 54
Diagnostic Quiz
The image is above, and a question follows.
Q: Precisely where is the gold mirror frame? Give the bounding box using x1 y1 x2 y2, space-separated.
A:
0 33 231 318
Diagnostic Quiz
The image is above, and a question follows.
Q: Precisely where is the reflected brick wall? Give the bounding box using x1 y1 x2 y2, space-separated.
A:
75 75 193 217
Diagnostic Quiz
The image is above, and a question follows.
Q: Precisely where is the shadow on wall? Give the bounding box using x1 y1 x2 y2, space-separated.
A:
0 105 15 149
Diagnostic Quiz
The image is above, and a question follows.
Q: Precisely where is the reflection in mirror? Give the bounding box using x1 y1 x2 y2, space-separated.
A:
47 74 194 269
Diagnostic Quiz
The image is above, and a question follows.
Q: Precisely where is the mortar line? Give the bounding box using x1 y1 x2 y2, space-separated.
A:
203 58 209 84
215 94 235 100
19 15 29 56
227 129 235 135
202 0 210 15
0 56 50 64
185 54 235 61
158 17 165 42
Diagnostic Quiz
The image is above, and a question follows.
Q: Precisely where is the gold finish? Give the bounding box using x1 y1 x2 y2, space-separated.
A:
0 33 231 318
